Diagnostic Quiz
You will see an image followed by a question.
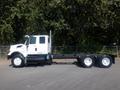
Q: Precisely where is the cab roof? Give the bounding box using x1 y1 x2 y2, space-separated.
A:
26 35 49 37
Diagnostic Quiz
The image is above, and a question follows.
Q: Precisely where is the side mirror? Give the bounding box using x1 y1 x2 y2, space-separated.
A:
25 35 29 38
24 35 30 45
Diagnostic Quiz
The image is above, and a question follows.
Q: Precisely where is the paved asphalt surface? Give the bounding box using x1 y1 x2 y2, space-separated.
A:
0 59 120 90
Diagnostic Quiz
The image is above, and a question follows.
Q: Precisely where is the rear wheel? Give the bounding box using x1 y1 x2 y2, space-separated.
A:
98 56 112 68
11 54 24 67
80 56 94 68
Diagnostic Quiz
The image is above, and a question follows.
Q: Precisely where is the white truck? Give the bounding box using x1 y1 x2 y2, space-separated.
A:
7 31 115 68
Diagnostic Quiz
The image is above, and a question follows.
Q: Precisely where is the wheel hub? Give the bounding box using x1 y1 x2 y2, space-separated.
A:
14 58 22 66
84 57 93 66
102 58 110 66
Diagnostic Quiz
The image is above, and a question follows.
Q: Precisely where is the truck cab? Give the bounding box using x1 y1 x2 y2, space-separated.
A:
8 35 52 67
26 35 50 55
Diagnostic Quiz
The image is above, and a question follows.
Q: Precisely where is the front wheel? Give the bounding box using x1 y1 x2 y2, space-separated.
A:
11 54 24 67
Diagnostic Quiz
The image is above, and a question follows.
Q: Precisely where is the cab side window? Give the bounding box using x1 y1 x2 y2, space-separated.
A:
40 37 45 44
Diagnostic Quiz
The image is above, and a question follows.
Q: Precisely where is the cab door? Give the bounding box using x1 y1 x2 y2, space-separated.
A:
27 36 38 55
37 36 49 54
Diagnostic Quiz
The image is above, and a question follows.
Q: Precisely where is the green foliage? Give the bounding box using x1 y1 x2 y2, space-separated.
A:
0 0 16 44
0 0 120 53
0 22 14 44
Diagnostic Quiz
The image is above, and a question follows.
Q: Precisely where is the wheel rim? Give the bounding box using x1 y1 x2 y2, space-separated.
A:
13 58 22 66
102 58 110 66
84 57 93 66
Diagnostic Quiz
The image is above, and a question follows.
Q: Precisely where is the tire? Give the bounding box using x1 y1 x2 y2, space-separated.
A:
77 57 81 63
98 56 112 68
80 56 95 68
11 54 25 67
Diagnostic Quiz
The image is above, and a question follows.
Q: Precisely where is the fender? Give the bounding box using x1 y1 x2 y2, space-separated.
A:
7 51 27 59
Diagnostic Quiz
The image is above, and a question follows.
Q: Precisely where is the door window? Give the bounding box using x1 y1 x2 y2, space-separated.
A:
30 36 36 44
40 37 45 44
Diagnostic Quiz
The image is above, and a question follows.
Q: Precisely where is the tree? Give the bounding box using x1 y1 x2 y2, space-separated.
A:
0 0 16 45
0 0 120 50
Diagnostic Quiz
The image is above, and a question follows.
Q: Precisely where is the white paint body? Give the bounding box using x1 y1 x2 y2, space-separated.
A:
8 35 51 58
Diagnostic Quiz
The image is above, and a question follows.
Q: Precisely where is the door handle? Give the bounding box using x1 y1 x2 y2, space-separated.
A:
35 48 37 51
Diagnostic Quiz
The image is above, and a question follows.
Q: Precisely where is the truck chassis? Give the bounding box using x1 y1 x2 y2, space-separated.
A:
7 32 115 68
